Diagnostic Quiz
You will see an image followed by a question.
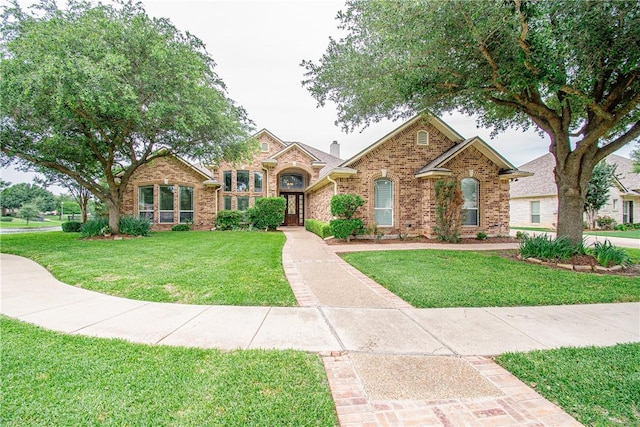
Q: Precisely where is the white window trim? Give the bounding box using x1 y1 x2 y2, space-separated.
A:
179 186 194 223
417 130 429 146
261 142 269 152
138 186 154 221
159 185 175 223
374 178 393 227
461 178 479 227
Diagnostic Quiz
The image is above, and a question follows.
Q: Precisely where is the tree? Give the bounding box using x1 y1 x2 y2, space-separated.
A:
0 182 55 212
584 161 618 229
1 0 254 234
0 179 10 191
37 173 92 223
303 0 640 243
18 202 41 225
433 179 463 242
632 144 640 173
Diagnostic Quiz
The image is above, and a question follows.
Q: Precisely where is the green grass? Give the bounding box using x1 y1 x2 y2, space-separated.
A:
1 316 337 426
496 343 640 426
511 226 554 232
585 229 640 239
0 215 64 229
0 231 295 306
339 250 640 307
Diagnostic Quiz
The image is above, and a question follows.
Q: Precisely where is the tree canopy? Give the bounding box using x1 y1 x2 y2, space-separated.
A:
303 0 640 242
1 0 254 232
0 182 56 212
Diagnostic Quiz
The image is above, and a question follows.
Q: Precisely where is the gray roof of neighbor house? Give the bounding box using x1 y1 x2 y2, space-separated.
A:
510 152 640 198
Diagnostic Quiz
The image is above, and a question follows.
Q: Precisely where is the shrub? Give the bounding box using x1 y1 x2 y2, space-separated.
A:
119 216 151 236
18 203 41 225
433 179 463 242
80 218 110 238
330 194 364 219
591 240 631 267
515 231 527 240
596 215 615 230
215 210 243 230
476 230 488 240
0 216 13 222
305 219 332 239
246 197 286 231
61 221 82 232
613 224 627 231
330 218 364 241
171 224 190 231
518 234 586 261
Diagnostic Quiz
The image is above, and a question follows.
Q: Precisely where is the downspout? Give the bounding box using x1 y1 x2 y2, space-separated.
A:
215 187 220 214
263 166 269 196
327 174 338 195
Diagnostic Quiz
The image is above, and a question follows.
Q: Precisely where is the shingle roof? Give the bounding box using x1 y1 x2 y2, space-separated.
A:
296 142 343 177
606 154 640 193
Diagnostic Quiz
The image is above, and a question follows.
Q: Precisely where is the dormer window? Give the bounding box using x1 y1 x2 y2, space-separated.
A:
417 130 429 146
261 142 269 152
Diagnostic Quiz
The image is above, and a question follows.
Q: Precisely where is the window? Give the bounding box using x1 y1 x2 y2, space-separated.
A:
159 185 174 223
417 130 429 146
254 171 263 193
261 142 269 152
223 196 232 210
237 196 250 211
138 186 154 221
531 201 541 224
461 178 479 226
374 178 393 226
612 199 618 211
223 171 232 192
237 170 249 192
280 174 304 190
179 186 194 223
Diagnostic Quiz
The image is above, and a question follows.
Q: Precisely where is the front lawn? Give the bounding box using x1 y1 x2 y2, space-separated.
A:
1 316 337 426
0 231 295 306
585 229 640 239
496 343 640 426
339 250 640 308
0 215 64 229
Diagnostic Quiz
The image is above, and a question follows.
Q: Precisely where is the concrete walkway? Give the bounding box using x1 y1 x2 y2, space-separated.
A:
2 228 639 426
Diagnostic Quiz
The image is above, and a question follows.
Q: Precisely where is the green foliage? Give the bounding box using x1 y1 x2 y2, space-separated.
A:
246 197 286 231
595 215 616 230
80 218 110 238
330 194 364 219
1 216 13 222
590 240 631 268
330 218 364 240
305 219 332 239
60 200 81 215
584 161 617 229
518 234 586 261
476 230 488 240
17 203 41 225
119 216 151 236
1 0 253 233
215 210 244 230
171 224 190 232
61 221 82 232
632 144 640 173
433 179 462 243
0 183 55 211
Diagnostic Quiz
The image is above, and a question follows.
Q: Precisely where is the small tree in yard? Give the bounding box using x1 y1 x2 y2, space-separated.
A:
584 161 618 230
330 194 364 241
247 197 286 231
18 203 40 225
433 179 463 242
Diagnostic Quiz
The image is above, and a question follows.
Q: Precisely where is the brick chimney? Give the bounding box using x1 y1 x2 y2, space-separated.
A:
330 140 340 158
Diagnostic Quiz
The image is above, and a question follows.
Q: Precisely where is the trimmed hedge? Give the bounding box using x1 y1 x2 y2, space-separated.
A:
1 216 13 222
215 210 244 230
246 197 286 231
305 219 332 239
61 221 82 232
171 224 190 231
330 218 364 241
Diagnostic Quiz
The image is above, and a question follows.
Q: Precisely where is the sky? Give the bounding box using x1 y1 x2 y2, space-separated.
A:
3 0 637 192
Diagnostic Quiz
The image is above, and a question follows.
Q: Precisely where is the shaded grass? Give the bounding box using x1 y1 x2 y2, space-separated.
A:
339 250 640 307
1 316 337 426
496 343 640 426
586 229 640 239
0 231 295 306
0 215 63 229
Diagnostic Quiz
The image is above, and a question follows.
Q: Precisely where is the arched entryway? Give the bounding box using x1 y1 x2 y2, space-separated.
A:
278 170 308 226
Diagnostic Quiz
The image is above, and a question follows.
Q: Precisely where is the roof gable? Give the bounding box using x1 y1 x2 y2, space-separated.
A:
254 128 288 149
269 142 321 162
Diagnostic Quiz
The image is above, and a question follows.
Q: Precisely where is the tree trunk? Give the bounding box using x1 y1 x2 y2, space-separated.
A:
107 200 120 234
80 196 89 223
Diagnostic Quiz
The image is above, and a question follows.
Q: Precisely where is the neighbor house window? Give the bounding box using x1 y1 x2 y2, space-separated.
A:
530 201 541 224
223 196 232 210
237 196 250 211
374 178 393 226
138 186 154 221
417 130 429 146
237 170 249 192
261 142 269 152
179 186 194 223
461 178 479 226
159 185 175 223
612 199 618 211
280 174 304 190
254 171 263 192
223 171 232 192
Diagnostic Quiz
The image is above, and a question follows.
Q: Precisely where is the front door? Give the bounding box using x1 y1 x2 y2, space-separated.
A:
282 193 304 226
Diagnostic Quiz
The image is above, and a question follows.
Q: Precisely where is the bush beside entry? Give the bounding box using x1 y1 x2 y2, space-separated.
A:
246 197 286 231
330 194 364 241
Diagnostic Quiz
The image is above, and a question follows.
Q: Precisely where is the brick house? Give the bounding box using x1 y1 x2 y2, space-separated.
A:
510 153 640 229
121 115 529 236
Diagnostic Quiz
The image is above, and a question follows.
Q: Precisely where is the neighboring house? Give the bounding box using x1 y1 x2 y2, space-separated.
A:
121 115 530 236
510 153 640 228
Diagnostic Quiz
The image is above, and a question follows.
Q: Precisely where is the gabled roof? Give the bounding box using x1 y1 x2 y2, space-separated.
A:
268 142 322 162
606 154 640 194
254 128 288 148
341 114 465 168
414 136 530 179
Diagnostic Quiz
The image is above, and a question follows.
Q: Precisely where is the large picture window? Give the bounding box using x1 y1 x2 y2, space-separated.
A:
280 174 304 190
254 171 263 193
138 186 154 221
530 201 540 224
237 196 250 211
223 171 232 192
374 178 393 226
179 186 194 223
237 170 250 192
159 185 174 223
223 196 232 210
461 178 479 226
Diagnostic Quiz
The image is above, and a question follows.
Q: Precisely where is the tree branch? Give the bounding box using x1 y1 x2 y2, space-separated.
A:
594 120 640 163
514 0 538 75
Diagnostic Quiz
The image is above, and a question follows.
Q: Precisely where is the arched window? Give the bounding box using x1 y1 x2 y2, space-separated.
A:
374 178 393 226
417 130 429 146
461 178 479 226
261 142 269 152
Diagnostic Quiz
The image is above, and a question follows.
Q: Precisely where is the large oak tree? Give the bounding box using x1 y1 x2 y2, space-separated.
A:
1 0 254 233
303 0 640 243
